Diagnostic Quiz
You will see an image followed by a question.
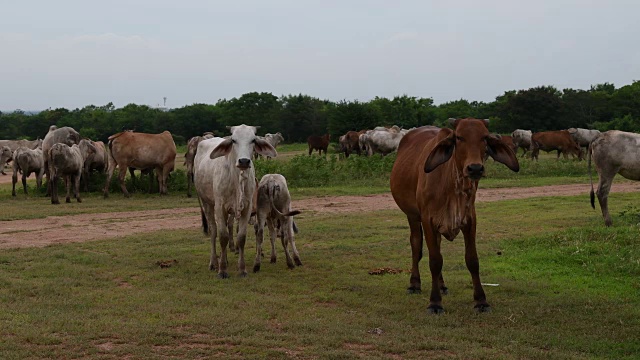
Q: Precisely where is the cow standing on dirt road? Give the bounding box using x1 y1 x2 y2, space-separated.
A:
390 119 519 314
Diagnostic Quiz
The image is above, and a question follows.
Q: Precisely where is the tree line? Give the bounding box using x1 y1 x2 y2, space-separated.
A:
1 81 638 145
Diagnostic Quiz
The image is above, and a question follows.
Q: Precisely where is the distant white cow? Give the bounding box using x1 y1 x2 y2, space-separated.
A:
0 146 12 175
265 132 284 148
365 127 407 156
511 129 533 157
253 174 302 272
193 125 277 278
12 147 45 196
589 130 640 226
48 139 96 204
568 128 601 150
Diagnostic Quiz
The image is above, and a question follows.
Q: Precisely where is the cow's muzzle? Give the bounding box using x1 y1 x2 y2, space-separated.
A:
466 164 484 180
237 158 251 169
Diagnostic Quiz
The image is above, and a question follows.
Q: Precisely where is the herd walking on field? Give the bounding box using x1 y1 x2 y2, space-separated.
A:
2 118 639 313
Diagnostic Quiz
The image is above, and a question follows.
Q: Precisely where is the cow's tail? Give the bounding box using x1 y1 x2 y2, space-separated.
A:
588 141 595 209
268 182 300 218
196 193 209 235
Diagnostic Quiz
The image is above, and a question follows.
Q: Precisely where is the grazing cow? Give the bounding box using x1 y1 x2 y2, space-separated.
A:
193 125 277 278
340 131 362 158
589 130 640 226
11 147 45 196
48 140 96 204
568 128 601 150
253 174 302 272
42 127 81 195
0 146 12 175
103 131 176 197
511 129 532 157
185 133 214 198
390 119 519 314
365 127 408 156
307 134 330 155
82 140 107 192
530 130 583 161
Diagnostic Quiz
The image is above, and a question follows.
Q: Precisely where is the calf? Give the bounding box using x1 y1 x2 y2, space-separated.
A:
42 126 81 196
48 140 96 204
12 147 45 196
82 140 107 192
390 119 518 314
193 125 277 278
530 130 582 161
589 130 640 226
253 174 302 272
307 134 330 155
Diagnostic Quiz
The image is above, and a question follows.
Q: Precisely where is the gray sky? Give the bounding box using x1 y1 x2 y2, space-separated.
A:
1 0 638 110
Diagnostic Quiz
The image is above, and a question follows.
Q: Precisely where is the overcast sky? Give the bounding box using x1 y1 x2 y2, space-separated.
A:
1 0 638 111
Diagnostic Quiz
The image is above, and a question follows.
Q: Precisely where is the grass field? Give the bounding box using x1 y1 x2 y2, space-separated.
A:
1 143 639 359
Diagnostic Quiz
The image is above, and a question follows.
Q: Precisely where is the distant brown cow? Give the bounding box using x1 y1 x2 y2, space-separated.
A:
307 134 330 155
341 131 361 157
530 130 582 161
103 131 176 197
390 119 519 314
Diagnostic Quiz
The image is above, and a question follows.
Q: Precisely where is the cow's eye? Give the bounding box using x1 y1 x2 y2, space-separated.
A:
231 139 236 144
252 139 256 144
456 136 464 142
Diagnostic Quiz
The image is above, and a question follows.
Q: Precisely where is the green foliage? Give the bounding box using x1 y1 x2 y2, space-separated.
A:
592 114 640 133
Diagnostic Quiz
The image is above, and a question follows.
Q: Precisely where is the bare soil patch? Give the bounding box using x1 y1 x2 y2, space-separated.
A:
2 182 639 249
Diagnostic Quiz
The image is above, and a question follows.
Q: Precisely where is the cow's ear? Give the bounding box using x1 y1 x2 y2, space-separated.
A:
424 130 455 173
209 138 233 159
255 137 277 158
486 136 519 172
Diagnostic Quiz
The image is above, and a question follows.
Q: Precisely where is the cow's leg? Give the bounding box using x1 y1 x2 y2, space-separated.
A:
103 158 115 198
82 166 89 192
308 146 312 156
267 218 277 263
422 220 444 314
462 216 490 312
228 215 237 254
596 170 616 227
36 168 44 190
214 207 231 278
234 214 249 277
129 167 137 188
50 167 60 204
74 173 82 203
119 165 130 197
288 220 303 266
253 215 265 272
407 216 423 294
65 175 72 203
280 222 295 269
11 170 18 196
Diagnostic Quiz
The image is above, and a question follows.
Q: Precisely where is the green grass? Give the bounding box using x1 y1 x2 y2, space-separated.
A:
1 193 640 358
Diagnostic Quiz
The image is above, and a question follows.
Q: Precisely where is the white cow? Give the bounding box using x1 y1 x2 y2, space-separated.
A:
48 139 96 204
365 127 407 156
589 130 640 226
511 129 533 157
12 147 45 196
568 128 601 150
253 174 302 272
0 146 12 175
193 125 277 278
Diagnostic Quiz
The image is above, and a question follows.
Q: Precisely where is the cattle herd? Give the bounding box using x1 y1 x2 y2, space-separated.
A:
2 120 639 313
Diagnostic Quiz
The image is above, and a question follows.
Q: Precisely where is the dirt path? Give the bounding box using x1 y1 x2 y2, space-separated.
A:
2 182 640 249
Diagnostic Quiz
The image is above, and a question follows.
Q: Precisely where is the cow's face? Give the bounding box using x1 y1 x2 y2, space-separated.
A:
209 125 277 169
424 118 519 179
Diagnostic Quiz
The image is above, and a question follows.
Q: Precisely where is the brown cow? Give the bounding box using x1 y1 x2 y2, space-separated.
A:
307 134 330 155
103 131 176 197
341 131 361 158
390 119 519 314
530 130 583 161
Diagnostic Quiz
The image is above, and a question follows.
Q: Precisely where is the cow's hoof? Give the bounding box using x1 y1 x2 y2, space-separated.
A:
66 198 71 203
474 304 491 313
407 287 421 294
253 264 261 273
124 193 131 198
239 272 247 278
441 286 449 295
270 258 276 264
209 264 217 271
217 272 229 279
294 258 303 266
52 200 59 205
287 263 295 270
77 198 82 203
427 305 444 315
187 194 192 198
